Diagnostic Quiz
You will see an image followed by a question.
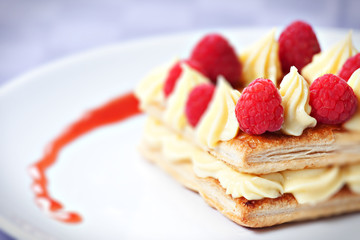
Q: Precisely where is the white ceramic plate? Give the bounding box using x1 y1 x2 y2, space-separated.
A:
1 28 360 240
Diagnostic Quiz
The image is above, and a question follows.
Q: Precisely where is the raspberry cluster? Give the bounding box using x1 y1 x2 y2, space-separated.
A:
164 21 359 136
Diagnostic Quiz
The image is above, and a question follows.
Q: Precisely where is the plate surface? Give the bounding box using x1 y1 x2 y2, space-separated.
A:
1 28 360 240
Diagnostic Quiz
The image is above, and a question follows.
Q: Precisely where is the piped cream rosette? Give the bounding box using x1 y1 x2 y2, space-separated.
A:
280 66 317 136
240 29 282 86
302 31 358 83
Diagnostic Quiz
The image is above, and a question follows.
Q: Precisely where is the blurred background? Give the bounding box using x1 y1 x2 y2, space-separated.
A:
0 0 359 239
0 0 360 87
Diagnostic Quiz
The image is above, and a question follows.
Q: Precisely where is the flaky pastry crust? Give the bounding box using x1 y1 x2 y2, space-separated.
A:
139 141 360 228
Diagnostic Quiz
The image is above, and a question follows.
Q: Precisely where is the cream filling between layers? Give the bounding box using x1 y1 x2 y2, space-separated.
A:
144 117 360 204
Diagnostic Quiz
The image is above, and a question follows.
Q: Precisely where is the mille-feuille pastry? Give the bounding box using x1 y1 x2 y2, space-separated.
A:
135 20 360 227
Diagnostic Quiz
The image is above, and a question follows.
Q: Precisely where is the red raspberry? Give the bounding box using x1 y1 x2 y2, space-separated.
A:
279 21 321 74
338 53 360 81
309 74 358 124
185 83 215 127
163 60 207 97
235 78 284 135
189 33 242 87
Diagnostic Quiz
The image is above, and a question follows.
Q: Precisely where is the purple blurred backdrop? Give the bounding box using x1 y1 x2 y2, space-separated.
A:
0 0 359 87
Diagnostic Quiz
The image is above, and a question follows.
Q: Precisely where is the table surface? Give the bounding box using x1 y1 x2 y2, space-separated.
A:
1 0 360 239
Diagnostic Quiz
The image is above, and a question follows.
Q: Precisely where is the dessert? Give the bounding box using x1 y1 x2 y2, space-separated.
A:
135 21 360 228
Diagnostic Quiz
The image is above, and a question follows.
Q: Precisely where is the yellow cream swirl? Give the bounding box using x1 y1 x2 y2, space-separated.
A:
302 31 358 83
164 63 209 130
280 66 317 136
196 78 241 148
143 117 360 204
282 167 344 204
344 68 360 131
135 62 173 110
240 29 282 86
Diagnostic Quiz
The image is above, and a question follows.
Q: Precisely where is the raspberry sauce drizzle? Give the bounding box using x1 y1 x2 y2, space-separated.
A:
29 92 141 223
